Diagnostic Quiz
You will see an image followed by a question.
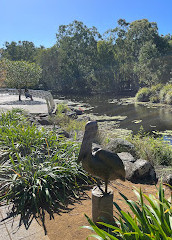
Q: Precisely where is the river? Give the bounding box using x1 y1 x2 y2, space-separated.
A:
54 94 172 142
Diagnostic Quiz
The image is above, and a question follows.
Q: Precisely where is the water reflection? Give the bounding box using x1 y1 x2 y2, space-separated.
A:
54 94 172 134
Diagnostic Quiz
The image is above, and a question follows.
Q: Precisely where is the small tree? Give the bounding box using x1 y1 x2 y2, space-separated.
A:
3 60 42 100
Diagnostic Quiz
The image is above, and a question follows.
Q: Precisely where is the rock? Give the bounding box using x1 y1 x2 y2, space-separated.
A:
37 117 52 125
74 109 83 115
124 158 157 184
57 129 70 138
77 116 91 122
66 111 77 119
163 174 172 186
117 152 135 163
107 138 136 156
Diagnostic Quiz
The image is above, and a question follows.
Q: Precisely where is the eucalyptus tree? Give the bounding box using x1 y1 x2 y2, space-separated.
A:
134 41 163 87
56 20 101 93
107 19 170 91
2 41 37 62
35 45 60 91
96 40 116 91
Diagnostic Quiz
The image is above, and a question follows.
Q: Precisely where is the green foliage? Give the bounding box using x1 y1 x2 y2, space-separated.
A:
35 45 60 90
84 182 172 240
56 103 70 114
1 19 172 94
53 103 86 135
2 41 37 62
135 87 151 102
126 127 172 166
159 84 172 103
149 84 163 103
165 90 172 105
0 109 90 218
3 59 42 89
0 109 49 156
151 83 163 92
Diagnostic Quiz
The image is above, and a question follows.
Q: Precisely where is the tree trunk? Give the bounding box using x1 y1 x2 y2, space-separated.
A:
18 88 22 101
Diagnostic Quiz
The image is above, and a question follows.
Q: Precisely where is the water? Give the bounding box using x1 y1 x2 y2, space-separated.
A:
55 94 172 135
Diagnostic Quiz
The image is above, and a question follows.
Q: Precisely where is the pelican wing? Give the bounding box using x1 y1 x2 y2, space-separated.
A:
94 149 125 173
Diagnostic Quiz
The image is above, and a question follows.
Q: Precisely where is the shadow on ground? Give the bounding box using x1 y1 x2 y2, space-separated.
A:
0 187 91 235
0 100 45 105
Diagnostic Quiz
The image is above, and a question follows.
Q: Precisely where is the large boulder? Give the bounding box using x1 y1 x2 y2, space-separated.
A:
107 138 136 157
118 152 157 184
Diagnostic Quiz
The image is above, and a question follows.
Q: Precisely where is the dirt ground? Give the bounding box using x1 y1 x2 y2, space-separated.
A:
44 180 171 240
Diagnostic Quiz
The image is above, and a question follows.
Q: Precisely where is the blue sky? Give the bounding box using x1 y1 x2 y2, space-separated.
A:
1 0 172 48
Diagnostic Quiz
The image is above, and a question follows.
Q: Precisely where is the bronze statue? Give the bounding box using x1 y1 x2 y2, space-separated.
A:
77 121 125 193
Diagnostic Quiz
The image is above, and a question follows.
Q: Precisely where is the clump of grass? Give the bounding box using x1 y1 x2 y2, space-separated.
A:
0 141 89 218
84 182 172 240
135 87 151 102
159 84 172 103
53 103 86 137
126 127 172 166
149 84 162 103
0 109 92 220
165 90 172 105
0 109 54 157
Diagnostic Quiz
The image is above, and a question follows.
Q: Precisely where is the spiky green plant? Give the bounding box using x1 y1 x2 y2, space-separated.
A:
0 109 91 220
84 183 172 240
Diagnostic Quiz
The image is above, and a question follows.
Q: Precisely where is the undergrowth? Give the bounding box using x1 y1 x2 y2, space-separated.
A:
126 127 172 166
0 109 91 222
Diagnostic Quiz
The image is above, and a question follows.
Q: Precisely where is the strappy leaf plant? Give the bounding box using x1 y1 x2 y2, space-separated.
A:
0 109 91 219
84 182 172 239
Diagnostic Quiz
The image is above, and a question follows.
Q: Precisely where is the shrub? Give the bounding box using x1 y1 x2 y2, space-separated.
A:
150 83 163 92
126 128 172 166
165 90 172 105
135 87 151 102
159 84 172 103
149 94 159 103
84 182 172 240
149 84 163 103
53 103 86 136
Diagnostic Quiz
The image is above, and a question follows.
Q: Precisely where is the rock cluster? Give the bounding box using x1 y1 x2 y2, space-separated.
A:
107 139 158 184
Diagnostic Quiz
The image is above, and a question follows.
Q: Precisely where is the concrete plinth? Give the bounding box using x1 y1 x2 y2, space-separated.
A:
92 185 114 225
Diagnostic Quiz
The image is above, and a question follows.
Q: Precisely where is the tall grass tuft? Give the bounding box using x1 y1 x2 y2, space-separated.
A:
135 87 151 102
53 103 86 136
0 109 91 220
126 127 172 166
159 84 172 103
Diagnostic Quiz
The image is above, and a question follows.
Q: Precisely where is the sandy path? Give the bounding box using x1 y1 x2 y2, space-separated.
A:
45 180 171 240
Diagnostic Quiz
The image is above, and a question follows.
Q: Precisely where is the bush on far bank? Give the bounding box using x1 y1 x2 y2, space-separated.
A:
159 84 172 103
136 83 172 104
135 87 151 102
165 90 172 105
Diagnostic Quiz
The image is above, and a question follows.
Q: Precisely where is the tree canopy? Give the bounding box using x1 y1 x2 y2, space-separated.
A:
0 19 172 95
3 59 42 89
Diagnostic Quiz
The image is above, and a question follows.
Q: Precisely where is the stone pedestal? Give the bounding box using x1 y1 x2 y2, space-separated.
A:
92 185 114 225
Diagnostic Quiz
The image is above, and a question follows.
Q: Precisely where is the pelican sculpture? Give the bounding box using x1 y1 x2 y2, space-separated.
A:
77 121 126 193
